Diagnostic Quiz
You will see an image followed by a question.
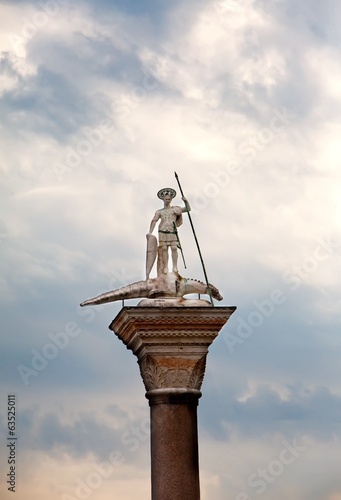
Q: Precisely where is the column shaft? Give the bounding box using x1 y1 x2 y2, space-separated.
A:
149 394 200 500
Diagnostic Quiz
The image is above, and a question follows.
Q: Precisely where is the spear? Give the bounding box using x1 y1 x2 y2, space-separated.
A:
174 172 214 306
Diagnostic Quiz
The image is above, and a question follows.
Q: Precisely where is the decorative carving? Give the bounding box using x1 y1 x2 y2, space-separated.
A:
188 356 207 391
139 356 168 391
139 354 207 392
110 307 235 338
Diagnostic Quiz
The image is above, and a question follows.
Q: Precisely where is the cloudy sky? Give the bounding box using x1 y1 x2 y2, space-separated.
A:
1 0 341 499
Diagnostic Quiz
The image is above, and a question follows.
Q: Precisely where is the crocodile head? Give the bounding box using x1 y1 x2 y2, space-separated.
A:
208 283 223 301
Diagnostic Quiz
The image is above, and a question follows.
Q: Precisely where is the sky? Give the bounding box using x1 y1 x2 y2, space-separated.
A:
0 0 341 499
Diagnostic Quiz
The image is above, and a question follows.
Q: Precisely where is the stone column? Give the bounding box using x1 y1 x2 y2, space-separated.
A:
109 306 236 500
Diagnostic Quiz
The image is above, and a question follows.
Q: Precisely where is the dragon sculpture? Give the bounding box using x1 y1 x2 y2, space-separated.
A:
80 272 222 307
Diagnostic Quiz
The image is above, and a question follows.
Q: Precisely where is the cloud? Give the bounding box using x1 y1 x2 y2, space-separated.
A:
201 383 341 441
1 0 341 499
1 62 97 140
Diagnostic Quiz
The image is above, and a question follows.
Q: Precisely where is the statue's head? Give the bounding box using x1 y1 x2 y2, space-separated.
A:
157 188 176 200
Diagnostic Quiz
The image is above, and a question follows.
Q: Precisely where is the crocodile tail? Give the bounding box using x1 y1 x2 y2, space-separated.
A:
80 280 150 306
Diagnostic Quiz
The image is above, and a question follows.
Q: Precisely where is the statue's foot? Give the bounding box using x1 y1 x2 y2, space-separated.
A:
172 267 178 273
163 268 168 274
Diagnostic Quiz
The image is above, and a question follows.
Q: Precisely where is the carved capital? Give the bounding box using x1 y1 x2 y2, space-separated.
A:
109 306 236 398
139 354 206 392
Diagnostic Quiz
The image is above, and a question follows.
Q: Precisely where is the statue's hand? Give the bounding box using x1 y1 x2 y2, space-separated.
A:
182 196 188 202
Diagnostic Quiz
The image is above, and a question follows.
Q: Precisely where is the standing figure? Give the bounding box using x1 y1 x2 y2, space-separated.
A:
147 188 191 277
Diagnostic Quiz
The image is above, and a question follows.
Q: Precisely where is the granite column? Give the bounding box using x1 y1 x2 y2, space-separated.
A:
110 305 236 500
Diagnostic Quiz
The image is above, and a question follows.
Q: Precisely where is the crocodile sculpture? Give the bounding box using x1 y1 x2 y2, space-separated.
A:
80 272 222 307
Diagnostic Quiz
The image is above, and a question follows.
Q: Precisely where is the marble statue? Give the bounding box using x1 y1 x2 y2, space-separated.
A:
81 182 221 307
80 274 222 307
146 188 190 278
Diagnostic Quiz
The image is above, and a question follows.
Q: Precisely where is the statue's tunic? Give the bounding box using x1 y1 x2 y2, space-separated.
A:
153 206 183 244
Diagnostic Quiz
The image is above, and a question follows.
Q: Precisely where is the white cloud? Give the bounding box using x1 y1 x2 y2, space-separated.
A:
1 0 341 498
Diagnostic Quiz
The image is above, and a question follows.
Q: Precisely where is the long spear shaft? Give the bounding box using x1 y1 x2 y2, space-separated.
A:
174 171 214 306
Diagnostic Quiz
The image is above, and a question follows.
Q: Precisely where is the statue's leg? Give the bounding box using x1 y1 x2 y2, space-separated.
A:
171 242 178 273
156 246 163 277
161 244 169 274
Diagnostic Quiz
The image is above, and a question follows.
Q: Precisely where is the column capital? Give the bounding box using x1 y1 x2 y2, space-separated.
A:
109 306 236 398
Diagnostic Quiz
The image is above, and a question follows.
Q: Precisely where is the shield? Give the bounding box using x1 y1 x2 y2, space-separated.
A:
146 234 158 279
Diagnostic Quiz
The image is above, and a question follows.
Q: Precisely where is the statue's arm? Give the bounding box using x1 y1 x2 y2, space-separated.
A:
147 211 160 235
181 196 191 213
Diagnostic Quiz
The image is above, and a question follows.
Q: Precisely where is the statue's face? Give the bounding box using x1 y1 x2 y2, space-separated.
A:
163 195 172 204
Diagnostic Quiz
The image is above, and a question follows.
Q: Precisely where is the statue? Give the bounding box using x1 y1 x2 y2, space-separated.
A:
146 188 190 278
80 275 222 307
81 174 221 307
